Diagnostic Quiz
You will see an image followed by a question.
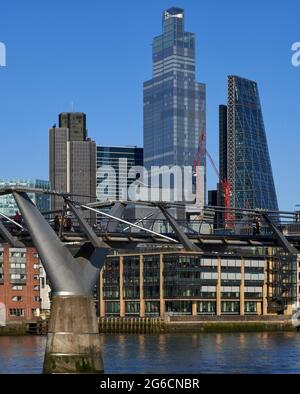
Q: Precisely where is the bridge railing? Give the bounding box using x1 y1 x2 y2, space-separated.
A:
2 215 299 238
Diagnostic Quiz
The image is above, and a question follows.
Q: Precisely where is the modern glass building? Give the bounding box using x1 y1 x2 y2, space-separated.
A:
143 7 206 203
96 146 143 201
0 179 50 217
99 251 293 317
220 76 278 211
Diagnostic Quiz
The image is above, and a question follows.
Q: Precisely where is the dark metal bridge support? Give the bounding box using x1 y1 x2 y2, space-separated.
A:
157 203 202 252
262 213 299 313
12 192 124 374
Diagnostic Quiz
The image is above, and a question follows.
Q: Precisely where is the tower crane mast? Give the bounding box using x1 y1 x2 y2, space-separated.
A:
194 126 235 227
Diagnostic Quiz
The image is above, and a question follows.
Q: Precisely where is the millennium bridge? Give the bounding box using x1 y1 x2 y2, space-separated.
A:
0 187 299 373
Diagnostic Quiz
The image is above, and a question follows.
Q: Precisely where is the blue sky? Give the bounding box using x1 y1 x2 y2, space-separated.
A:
0 0 299 211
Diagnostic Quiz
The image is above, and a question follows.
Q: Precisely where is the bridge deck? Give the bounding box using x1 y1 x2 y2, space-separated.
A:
2 227 300 251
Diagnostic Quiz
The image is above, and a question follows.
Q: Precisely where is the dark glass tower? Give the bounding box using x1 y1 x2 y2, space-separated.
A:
221 76 278 211
96 146 143 201
143 7 206 198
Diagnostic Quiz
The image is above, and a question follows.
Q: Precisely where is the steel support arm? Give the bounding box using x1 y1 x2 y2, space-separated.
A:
13 191 87 295
0 220 25 248
66 199 106 248
65 201 127 293
12 191 112 296
157 204 202 252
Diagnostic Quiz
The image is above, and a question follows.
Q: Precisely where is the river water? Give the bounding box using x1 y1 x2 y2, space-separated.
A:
1 332 300 374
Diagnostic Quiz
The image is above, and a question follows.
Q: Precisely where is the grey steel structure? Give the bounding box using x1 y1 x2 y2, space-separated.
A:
222 76 278 211
143 7 206 201
0 188 127 373
49 113 96 219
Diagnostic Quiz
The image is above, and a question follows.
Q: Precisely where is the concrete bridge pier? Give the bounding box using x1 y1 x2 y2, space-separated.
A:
44 295 103 374
11 191 125 374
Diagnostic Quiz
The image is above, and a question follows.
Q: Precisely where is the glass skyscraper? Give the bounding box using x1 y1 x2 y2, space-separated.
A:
220 76 278 211
96 146 143 201
143 7 206 201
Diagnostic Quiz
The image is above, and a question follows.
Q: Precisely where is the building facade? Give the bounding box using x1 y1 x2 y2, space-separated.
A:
99 251 292 318
59 112 87 141
49 112 96 219
0 247 43 322
96 146 143 201
220 76 278 212
143 7 206 205
0 179 50 217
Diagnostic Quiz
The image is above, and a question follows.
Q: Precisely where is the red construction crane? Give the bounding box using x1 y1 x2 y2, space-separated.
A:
194 126 235 227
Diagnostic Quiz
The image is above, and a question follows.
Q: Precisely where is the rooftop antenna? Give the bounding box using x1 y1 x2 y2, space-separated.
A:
71 101 74 112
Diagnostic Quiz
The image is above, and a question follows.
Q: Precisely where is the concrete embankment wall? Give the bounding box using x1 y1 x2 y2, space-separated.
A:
0 321 28 336
0 320 48 336
0 316 296 335
99 316 296 334
99 317 167 334
168 321 294 333
167 315 295 333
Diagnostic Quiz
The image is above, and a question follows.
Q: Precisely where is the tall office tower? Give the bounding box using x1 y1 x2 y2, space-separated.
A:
96 146 143 201
49 113 96 219
0 179 50 216
220 76 278 211
219 105 228 186
216 105 228 225
59 112 87 141
143 7 206 204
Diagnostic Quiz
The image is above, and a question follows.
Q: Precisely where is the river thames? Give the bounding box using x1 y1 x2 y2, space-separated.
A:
1 332 300 374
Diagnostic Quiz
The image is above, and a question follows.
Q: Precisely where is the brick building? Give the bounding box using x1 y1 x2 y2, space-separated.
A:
0 247 43 322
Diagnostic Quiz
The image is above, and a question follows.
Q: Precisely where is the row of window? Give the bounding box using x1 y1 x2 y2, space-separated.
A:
9 308 40 317
0 251 39 259
104 301 258 315
11 296 40 302
8 274 39 281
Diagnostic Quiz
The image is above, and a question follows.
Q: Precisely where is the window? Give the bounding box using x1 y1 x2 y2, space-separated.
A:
105 301 120 315
34 285 39 291
10 263 26 269
34 296 40 302
32 309 39 317
197 301 216 315
145 301 160 316
12 285 23 290
10 252 26 258
165 301 192 315
125 301 140 315
221 301 240 314
9 308 25 317
10 274 26 281
245 301 257 314
33 264 40 270
33 275 39 280
12 296 22 301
